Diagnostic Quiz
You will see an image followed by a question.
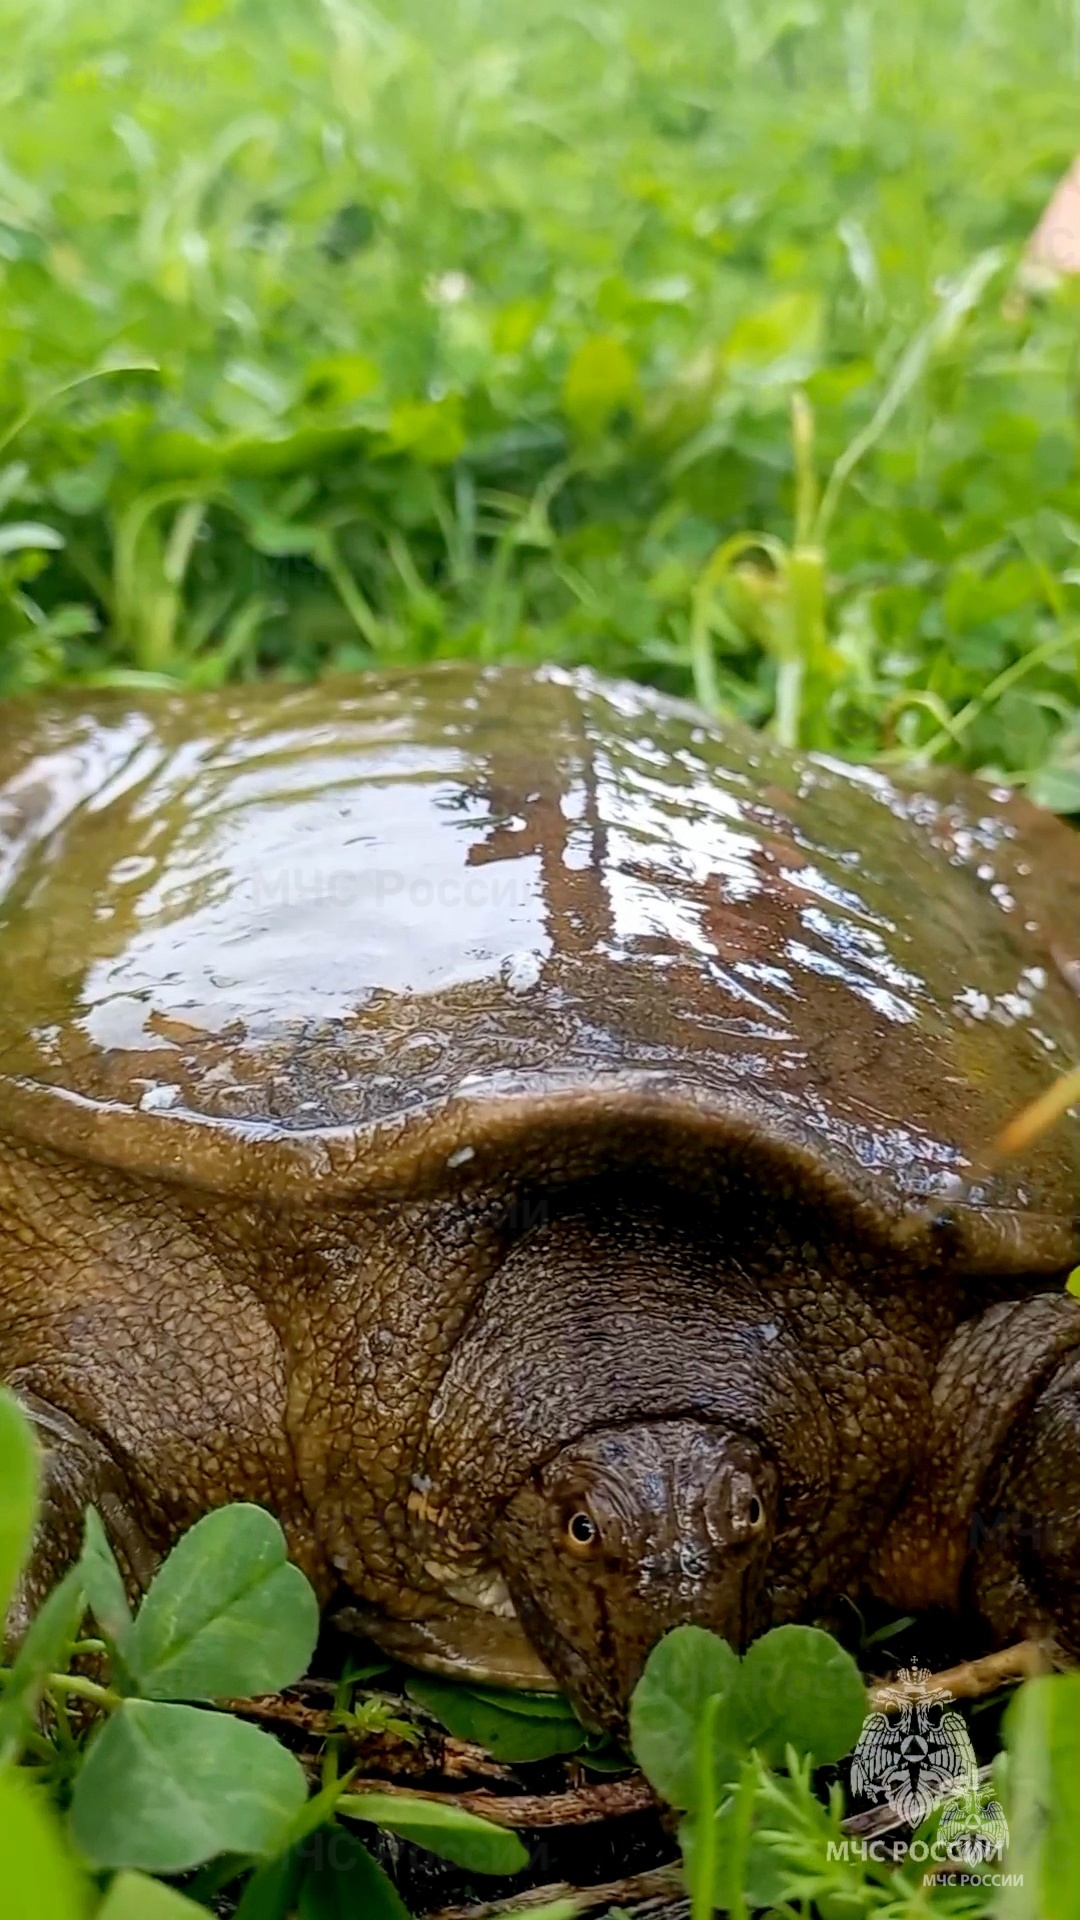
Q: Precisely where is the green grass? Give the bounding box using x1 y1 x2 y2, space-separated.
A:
0 0 1079 799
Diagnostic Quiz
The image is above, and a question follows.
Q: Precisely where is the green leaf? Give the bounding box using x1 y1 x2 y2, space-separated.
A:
467 1685 578 1719
232 1845 306 1920
629 1625 865 1816
499 1908 577 1920
126 1504 320 1701
1068 1268 1080 1299
297 1828 411 1920
301 353 379 409
80 1508 133 1651
499 1908 578 1920
0 520 65 554
338 1790 529 1876
233 1776 345 1919
1000 1672 1080 1918
0 1390 39 1624
723 291 823 378
579 1740 633 1774
563 336 639 439
0 1762 88 1919
735 1625 867 1768
629 1626 740 1811
0 1565 86 1762
944 557 1040 632
97 1873 206 1918
385 396 464 465
1031 764 1080 817
405 1674 587 1763
70 1699 308 1873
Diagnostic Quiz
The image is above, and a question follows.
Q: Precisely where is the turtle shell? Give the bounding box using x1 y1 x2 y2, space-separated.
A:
0 662 1077 1273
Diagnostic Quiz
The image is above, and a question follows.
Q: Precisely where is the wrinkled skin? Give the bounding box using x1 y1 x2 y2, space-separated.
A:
1 664 1079 1728
492 1422 778 1727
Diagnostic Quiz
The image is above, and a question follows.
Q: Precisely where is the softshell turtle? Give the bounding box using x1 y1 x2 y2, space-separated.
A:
1 662 1079 1730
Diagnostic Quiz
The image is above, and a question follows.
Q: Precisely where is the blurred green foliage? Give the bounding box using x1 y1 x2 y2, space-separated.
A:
0 0 1078 792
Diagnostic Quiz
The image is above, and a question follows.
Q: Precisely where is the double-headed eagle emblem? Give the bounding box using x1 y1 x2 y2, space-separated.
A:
851 1667 975 1826
850 1667 1008 1860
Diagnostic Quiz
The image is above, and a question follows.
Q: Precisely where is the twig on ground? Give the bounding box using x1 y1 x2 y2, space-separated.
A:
847 1642 1054 1841
424 1862 684 1919
911 1639 1055 1702
843 1765 993 1841
867 1638 1053 1713
218 1691 517 1782
342 1773 658 1829
228 1636 1057 1894
218 1693 330 1737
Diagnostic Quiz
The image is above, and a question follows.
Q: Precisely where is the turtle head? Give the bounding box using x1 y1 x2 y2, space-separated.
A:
491 1419 777 1730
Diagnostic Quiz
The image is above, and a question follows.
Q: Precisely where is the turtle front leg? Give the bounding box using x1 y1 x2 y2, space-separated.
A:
967 1349 1080 1655
869 1294 1080 1655
4 1391 158 1644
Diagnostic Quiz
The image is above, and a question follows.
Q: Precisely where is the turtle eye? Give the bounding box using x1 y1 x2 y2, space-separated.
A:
747 1494 765 1532
564 1509 599 1557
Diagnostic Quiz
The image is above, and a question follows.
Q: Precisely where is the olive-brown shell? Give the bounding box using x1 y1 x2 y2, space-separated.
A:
0 663 1077 1273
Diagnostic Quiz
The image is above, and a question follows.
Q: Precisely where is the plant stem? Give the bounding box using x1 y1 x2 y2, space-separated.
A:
690 580 724 711
773 656 804 750
46 1673 121 1712
691 1692 723 1920
725 1759 759 1920
318 533 382 648
791 392 818 550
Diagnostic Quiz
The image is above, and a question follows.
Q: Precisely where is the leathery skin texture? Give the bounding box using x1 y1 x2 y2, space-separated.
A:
0 1122 994 1721
7 1125 1080 1724
2 662 1080 1725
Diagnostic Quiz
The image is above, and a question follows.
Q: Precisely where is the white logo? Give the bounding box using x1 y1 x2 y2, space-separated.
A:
850 1667 1009 1864
938 1787 1011 1867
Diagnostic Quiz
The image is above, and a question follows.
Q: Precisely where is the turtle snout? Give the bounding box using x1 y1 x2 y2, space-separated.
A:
490 1419 779 1730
